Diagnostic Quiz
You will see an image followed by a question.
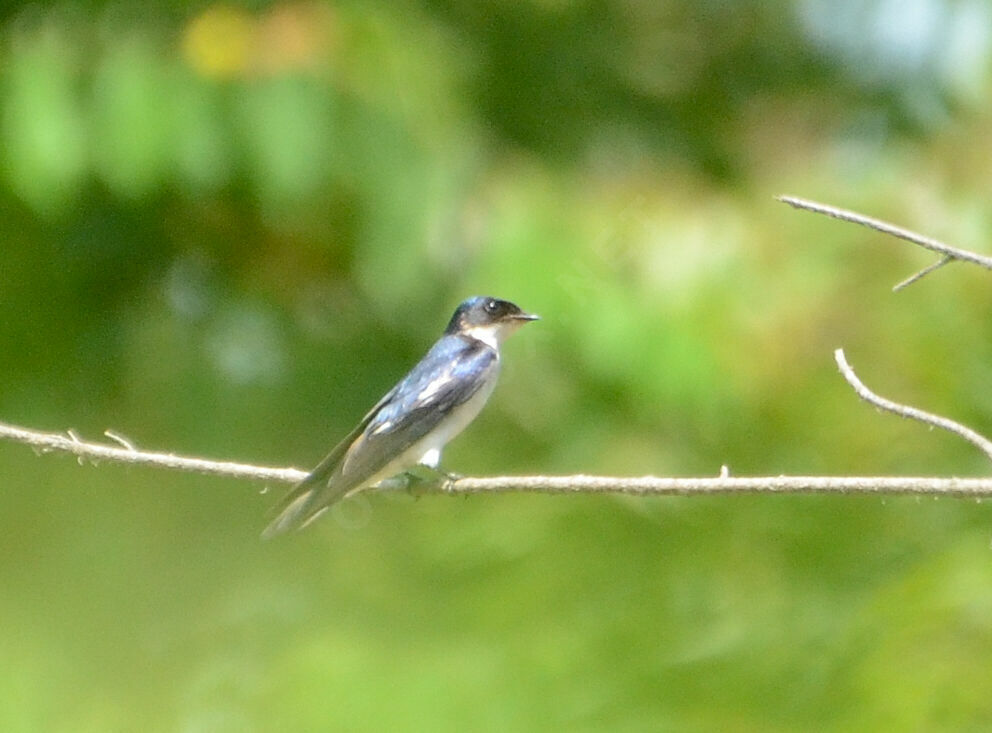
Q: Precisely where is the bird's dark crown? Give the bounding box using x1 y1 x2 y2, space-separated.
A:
444 296 536 334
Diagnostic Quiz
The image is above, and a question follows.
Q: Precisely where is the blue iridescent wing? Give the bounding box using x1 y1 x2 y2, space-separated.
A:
367 336 494 430
338 336 497 478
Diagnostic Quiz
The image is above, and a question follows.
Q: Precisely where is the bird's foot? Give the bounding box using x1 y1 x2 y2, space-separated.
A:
376 475 412 492
403 465 463 496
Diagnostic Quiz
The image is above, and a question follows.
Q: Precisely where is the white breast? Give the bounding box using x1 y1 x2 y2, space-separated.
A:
418 361 500 454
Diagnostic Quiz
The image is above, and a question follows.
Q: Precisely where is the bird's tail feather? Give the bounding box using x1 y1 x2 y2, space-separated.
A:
262 401 383 538
261 459 349 539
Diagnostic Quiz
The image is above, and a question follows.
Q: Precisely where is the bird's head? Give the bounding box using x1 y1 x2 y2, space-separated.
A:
445 296 539 347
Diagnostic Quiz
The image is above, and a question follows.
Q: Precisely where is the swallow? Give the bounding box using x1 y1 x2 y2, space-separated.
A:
263 296 538 537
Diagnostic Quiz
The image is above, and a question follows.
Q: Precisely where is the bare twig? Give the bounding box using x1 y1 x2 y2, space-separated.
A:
777 195 992 287
103 429 137 451
2 419 992 497
835 349 992 464
892 255 952 292
0 421 305 484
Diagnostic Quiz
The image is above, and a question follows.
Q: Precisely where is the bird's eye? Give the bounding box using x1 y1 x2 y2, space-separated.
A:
484 299 499 314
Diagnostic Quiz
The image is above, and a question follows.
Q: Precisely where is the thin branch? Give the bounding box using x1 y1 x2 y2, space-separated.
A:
892 255 952 292
777 195 992 287
3 419 992 497
447 475 992 497
835 349 992 464
0 421 305 484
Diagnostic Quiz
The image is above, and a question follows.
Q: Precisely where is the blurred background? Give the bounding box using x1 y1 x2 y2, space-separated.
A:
2 0 992 729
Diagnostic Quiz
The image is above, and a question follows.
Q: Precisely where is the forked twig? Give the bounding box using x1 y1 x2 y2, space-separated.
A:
892 255 952 292
777 195 992 289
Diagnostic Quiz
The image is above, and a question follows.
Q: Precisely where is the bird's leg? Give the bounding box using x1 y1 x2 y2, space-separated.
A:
403 449 463 496
375 471 437 499
407 463 462 484
416 448 461 480
375 475 412 492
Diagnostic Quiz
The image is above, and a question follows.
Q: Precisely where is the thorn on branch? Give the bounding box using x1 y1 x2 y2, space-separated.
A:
104 429 137 451
66 429 87 465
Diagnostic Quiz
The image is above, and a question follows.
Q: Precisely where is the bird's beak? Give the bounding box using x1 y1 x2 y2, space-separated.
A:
513 312 540 322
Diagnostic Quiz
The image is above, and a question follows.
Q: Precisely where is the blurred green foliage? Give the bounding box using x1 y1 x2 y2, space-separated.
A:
2 0 992 730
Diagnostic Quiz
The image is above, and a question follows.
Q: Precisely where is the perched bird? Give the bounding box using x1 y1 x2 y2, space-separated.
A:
263 296 538 538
